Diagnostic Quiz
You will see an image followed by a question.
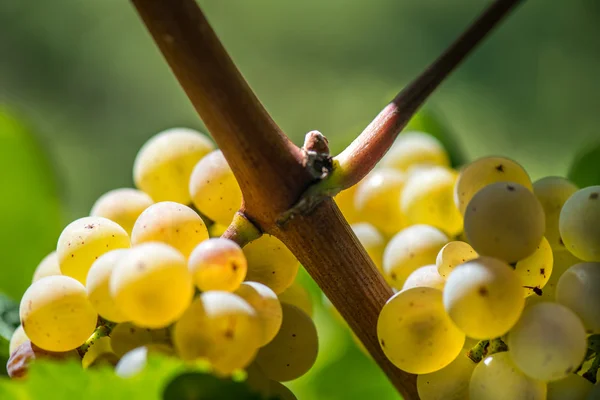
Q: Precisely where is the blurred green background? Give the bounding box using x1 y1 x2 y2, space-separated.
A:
1 0 600 398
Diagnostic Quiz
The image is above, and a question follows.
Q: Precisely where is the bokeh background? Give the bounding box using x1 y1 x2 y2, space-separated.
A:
1 0 600 398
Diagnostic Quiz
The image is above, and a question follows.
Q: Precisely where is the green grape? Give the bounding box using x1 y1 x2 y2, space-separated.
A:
20 275 98 352
188 238 247 292
454 155 532 215
533 177 578 251
377 287 464 374
90 188 154 235
556 262 600 333
243 234 299 294
110 322 153 357
130 201 208 259
383 224 448 289
244 362 271 397
443 256 525 339
86 249 129 323
380 131 450 172
133 127 214 204
401 166 463 236
334 185 360 225
354 168 407 237
508 302 587 381
469 352 547 400
234 282 282 347
267 381 297 400
514 237 553 297
110 242 193 328
417 353 476 400
527 249 581 307
436 241 478 279
9 325 29 355
189 150 242 226
559 186 600 261
32 251 61 283
208 223 229 238
256 303 318 382
57 216 130 284
278 280 313 317
464 182 545 263
81 336 115 369
402 265 445 291
547 373 593 400
173 291 261 375
351 223 385 272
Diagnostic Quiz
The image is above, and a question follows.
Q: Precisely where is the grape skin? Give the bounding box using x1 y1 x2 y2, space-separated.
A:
188 238 247 292
380 131 450 172
436 241 477 279
86 249 129 323
527 249 581 307
559 186 600 261
243 235 299 294
402 265 445 291
32 251 61 283
234 282 282 346
417 353 476 400
267 380 297 400
514 237 553 297
351 223 386 273
547 373 593 400
110 322 153 357
278 281 314 317
90 188 153 235
9 325 29 355
556 262 600 333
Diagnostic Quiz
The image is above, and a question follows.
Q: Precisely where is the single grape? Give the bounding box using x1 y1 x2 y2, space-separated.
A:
9 325 29 355
32 251 61 282
351 223 385 272
267 380 297 400
208 223 229 238
464 182 545 263
402 265 445 291
189 150 242 226
244 362 271 397
378 287 464 374
547 373 593 400
278 280 313 317
110 242 193 328
508 302 587 381
110 322 153 357
454 155 532 215
334 185 360 225
514 237 553 297
556 262 600 333
57 216 130 284
443 256 525 339
527 249 581 307
130 201 208 259
7 340 79 379
81 336 115 369
436 241 477 279
469 352 547 400
90 188 154 235
20 275 98 351
133 127 214 204
234 282 282 347
380 131 450 172
86 249 129 323
188 238 247 292
559 186 600 261
417 353 476 400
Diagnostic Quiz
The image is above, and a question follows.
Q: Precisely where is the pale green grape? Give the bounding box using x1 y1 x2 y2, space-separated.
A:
256 303 318 381
32 251 61 282
469 352 546 400
380 131 450 172
556 262 600 333
383 224 448 290
402 265 445 291
508 302 587 381
334 185 360 225
86 249 129 323
189 150 242 226
514 237 553 297
133 127 214 204
464 182 545 263
559 186 600 261
417 353 476 400
188 238 246 292
351 223 385 272
9 325 28 355
443 256 525 339
547 373 593 400
378 287 464 374
278 280 313 317
243 234 299 294
527 249 581 307
234 282 282 346
110 242 193 328
130 201 208 259
454 156 532 215
110 322 153 357
533 177 578 251
81 336 115 369
436 241 478 279
401 166 463 236
267 381 297 400
20 275 98 352
57 216 130 284
90 188 153 235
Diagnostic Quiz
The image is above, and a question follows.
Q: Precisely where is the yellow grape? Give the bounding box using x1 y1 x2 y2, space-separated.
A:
334 185 360 225
114 346 173 378
380 131 450 172
32 251 61 282
514 237 553 297
208 223 229 238
383 224 448 289
110 242 193 328
133 127 214 204
256 303 318 382
188 238 247 292
547 373 593 400
527 249 581 307
417 353 476 400
556 262 600 333
189 150 242 226
267 381 297 400
559 186 600 261
110 322 153 357
377 287 464 374
243 234 299 294
234 281 282 346
9 325 29 355
81 336 116 369
86 249 129 323
173 291 261 375
57 216 130 284
436 241 478 279
130 201 208 258
351 223 385 272
90 188 153 235
20 275 98 352
278 280 313 317
464 182 545 263
402 265 445 291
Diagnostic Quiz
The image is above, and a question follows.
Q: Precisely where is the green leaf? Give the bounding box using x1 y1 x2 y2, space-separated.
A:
568 143 600 188
0 294 20 376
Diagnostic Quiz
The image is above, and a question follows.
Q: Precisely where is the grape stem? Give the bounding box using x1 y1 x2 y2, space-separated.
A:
467 338 508 363
583 354 600 384
222 212 263 247
77 320 116 358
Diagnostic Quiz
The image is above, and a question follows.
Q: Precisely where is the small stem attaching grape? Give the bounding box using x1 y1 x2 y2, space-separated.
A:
77 320 116 358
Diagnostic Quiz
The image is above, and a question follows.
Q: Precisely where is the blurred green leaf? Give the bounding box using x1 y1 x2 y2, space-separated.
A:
0 294 20 376
568 143 600 188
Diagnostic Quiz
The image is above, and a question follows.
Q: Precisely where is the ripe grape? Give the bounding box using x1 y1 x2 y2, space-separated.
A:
464 182 545 263
402 265 445 291
81 336 115 369
417 353 476 400
110 242 193 328
380 131 450 172
527 249 581 306
377 287 464 374
20 275 98 351
90 188 153 234
556 262 600 333
57 216 130 284
188 238 247 292
115 346 149 378
547 373 593 400
351 223 385 272
9 325 29 355
256 303 318 382
189 150 242 226
443 256 525 339
110 322 153 357
86 249 129 323
32 251 61 282
278 280 313 317
454 155 532 215
334 185 360 225
234 281 282 346
514 237 553 297
436 241 477 278
559 186 600 261
508 302 587 381
133 127 214 204
267 380 297 400
208 223 229 238
7 341 79 379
